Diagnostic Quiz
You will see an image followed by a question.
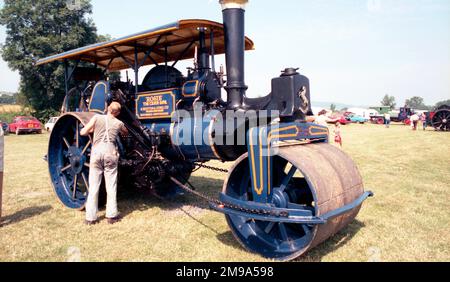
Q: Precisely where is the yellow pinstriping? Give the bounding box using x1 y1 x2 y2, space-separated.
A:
249 125 299 196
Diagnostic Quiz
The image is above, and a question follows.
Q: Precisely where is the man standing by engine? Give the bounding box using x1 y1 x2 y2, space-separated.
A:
80 102 128 225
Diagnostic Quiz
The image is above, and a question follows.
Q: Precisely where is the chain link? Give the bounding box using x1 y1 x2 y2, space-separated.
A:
194 163 229 173
171 163 289 218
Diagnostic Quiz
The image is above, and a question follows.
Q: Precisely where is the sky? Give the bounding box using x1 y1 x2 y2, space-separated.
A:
0 0 449 107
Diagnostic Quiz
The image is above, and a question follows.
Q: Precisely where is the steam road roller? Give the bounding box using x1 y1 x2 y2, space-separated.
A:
37 0 372 260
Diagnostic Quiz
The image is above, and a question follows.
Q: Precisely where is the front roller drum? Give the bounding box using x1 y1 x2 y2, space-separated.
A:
48 112 96 210
223 143 365 260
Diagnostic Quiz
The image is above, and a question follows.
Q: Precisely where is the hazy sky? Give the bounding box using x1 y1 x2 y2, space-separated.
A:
0 0 449 106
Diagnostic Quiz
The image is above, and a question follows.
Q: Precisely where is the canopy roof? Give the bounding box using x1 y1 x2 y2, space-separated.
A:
35 19 254 71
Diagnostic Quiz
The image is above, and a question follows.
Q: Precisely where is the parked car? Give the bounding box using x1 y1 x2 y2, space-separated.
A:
346 113 368 124
9 116 42 135
327 115 351 125
1 121 9 135
45 117 59 132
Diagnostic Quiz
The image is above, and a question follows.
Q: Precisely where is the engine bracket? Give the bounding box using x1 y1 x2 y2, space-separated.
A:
246 122 329 203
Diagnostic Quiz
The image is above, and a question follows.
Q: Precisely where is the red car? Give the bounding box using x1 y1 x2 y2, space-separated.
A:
327 115 350 125
9 116 42 135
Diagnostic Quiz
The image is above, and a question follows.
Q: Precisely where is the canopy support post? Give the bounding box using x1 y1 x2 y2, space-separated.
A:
67 60 80 82
64 60 69 95
210 29 216 73
165 45 168 88
134 44 139 94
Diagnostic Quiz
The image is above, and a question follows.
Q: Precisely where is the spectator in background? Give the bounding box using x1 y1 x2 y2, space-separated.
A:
314 110 329 127
334 122 342 148
410 113 420 131
421 113 427 131
384 112 391 128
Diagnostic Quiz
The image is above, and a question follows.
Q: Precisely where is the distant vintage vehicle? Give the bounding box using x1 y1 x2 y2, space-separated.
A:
44 117 59 132
9 116 42 135
345 113 368 124
369 107 412 124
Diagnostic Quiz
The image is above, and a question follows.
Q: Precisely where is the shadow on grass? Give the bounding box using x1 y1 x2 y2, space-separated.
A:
114 176 224 229
0 205 53 227
296 219 366 262
216 230 245 250
215 220 367 258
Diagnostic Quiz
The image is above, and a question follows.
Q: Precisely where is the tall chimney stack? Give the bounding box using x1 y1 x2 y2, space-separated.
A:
219 0 248 109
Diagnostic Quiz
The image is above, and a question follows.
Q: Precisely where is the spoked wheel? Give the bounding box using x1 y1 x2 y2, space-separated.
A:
432 108 450 131
48 113 96 210
223 143 364 261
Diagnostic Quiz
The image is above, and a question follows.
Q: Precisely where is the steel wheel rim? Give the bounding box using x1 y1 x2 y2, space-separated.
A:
224 154 317 260
432 110 450 131
48 115 92 209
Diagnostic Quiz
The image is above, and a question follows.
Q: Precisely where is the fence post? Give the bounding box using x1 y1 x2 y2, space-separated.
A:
0 125 4 225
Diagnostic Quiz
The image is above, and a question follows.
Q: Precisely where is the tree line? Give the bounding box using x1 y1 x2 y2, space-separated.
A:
381 94 449 111
0 0 106 121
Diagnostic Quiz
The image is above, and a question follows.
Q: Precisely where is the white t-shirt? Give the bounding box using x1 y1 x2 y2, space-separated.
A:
410 114 420 122
315 115 328 127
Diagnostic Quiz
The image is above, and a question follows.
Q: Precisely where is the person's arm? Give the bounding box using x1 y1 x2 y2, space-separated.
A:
120 122 128 136
306 116 316 123
80 116 97 136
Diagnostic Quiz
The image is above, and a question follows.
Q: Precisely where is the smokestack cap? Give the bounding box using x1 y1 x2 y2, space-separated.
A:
219 0 248 10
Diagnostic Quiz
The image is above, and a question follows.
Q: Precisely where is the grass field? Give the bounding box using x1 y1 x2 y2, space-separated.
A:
0 123 449 262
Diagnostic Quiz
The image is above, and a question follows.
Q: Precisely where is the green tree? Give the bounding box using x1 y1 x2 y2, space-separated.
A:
330 103 336 112
381 94 396 110
405 96 427 109
0 0 98 120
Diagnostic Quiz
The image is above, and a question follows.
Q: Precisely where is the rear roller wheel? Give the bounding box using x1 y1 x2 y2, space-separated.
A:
223 143 364 260
48 113 96 210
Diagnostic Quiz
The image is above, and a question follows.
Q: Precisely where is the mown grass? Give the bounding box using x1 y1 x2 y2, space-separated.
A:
0 123 449 262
